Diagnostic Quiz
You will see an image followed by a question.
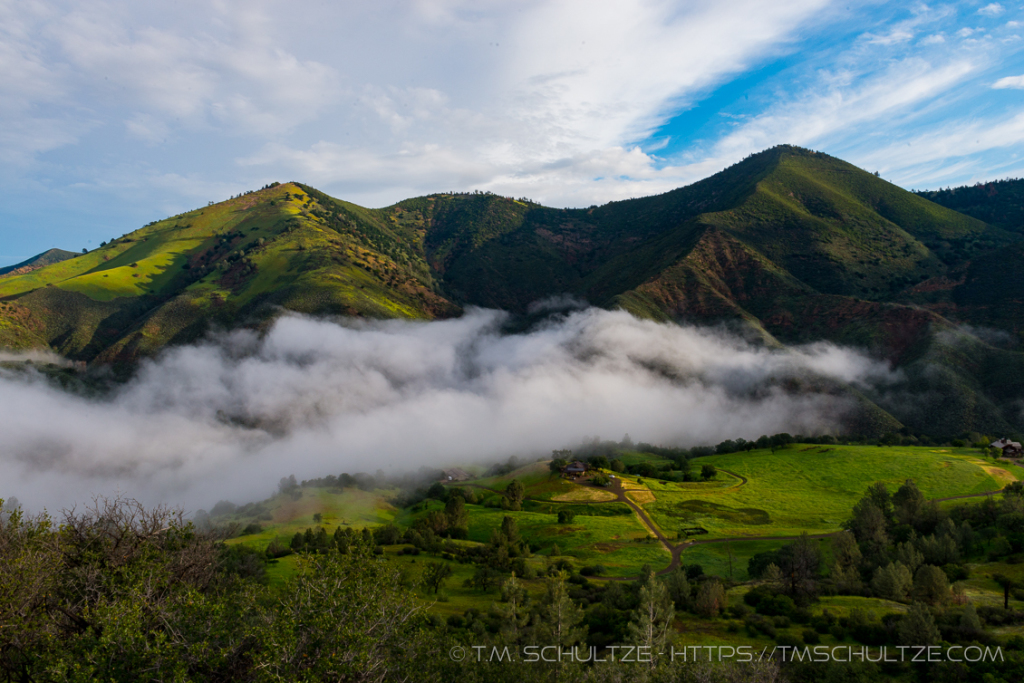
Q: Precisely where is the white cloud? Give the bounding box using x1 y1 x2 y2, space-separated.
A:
978 3 1005 17
852 111 1024 185
866 28 915 45
3 0 1024 256
689 56 979 177
0 308 897 511
0 0 833 208
993 74 1024 88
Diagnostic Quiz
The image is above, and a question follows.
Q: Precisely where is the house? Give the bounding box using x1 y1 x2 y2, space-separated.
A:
990 438 1023 458
562 460 589 478
440 468 471 482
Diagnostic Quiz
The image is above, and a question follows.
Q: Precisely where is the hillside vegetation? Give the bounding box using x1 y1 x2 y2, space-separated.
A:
3 147 1024 436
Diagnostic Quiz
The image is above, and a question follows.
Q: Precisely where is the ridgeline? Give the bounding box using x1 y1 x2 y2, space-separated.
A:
2 145 1024 438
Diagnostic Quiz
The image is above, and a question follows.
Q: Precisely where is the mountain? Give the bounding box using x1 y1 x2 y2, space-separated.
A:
917 179 1024 233
2 147 1023 438
0 248 79 277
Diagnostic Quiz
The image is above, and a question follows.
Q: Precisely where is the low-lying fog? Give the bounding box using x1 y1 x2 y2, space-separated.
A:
0 306 898 512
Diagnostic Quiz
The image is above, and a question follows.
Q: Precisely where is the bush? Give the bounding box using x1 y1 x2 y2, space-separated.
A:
210 500 237 517
242 523 263 535
580 564 606 576
802 629 820 645
775 633 802 648
757 594 795 617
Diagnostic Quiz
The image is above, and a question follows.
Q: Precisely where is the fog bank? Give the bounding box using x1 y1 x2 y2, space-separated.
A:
0 307 897 511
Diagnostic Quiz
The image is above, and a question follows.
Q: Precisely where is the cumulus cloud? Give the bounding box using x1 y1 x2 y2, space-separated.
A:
0 308 897 512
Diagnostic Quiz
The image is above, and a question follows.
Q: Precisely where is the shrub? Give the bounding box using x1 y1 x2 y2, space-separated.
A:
775 633 802 648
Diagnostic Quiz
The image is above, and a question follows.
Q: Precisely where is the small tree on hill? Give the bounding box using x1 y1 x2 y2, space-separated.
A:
421 562 453 594
503 480 525 511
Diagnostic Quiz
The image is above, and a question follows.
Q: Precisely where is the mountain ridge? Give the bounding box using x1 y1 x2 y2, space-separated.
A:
0 248 79 277
2 145 1023 438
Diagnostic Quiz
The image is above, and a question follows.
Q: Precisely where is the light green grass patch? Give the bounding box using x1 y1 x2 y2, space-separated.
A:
646 445 1006 540
227 487 397 551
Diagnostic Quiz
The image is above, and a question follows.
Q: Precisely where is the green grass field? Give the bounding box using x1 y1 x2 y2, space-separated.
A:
229 444 1024 643
645 445 1014 539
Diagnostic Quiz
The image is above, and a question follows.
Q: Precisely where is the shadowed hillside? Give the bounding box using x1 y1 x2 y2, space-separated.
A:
2 147 1024 437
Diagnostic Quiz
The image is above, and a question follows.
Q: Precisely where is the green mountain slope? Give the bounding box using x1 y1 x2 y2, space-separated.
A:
0 183 459 362
2 146 1023 437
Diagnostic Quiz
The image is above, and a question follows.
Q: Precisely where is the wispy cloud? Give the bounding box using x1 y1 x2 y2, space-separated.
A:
993 74 1024 88
2 0 1024 261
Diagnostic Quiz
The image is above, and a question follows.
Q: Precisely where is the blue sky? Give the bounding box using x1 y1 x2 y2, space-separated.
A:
1 0 1023 266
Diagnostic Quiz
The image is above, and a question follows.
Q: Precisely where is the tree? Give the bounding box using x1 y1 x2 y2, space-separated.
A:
769 433 793 452
960 602 982 638
539 573 586 648
664 568 691 609
701 464 717 481
993 574 1018 610
500 516 522 550
628 571 675 666
777 533 821 597
444 496 469 536
278 474 298 494
846 498 889 550
865 482 894 523
503 479 525 511
913 564 950 606
312 512 322 523
894 541 924 573
557 510 576 524
258 548 437 681
871 562 913 601
421 562 453 594
763 563 784 591
831 530 862 569
898 602 940 646
694 579 728 617
497 573 530 642
464 565 501 592
893 479 925 526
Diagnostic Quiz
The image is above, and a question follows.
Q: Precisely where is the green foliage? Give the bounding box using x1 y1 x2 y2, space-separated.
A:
4 151 1024 438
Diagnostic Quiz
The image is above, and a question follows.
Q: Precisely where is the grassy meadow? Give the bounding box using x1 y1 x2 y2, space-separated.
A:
219 443 1023 639
645 445 1019 539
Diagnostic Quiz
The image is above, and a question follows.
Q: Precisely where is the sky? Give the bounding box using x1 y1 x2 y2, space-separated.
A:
2 0 1023 266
